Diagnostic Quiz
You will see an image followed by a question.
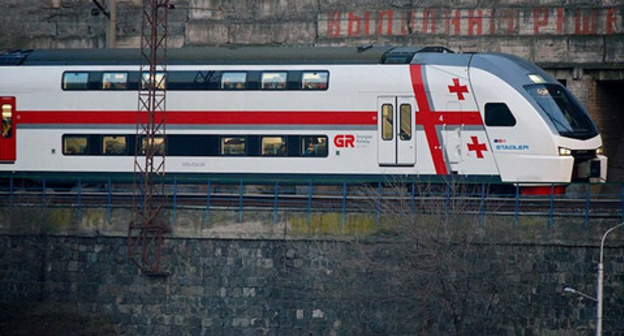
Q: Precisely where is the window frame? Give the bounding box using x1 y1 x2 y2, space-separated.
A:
261 136 287 156
102 72 129 90
220 136 247 156
399 103 411 141
141 72 166 90
1 104 12 139
260 72 288 90
485 102 517 127
63 135 90 156
381 104 394 141
102 135 128 155
301 71 329 90
62 72 90 90
61 70 331 92
140 135 166 156
301 136 328 157
221 72 247 90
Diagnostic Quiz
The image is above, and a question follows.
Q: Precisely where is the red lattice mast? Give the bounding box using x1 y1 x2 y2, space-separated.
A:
128 0 170 275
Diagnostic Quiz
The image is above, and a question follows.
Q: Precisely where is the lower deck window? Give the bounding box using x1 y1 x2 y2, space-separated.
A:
302 137 327 157
221 137 246 155
63 136 88 155
60 134 328 158
103 136 127 155
262 137 287 156
141 136 165 155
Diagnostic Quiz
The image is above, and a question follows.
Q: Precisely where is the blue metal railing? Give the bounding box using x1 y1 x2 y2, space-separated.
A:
1 175 622 229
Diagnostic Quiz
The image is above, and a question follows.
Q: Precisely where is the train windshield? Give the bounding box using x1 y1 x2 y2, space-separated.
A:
525 84 598 140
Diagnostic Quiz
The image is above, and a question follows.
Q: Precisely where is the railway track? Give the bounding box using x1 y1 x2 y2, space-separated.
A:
0 183 622 221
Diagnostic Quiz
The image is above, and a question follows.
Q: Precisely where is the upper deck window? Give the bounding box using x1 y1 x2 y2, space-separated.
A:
301 71 328 90
168 71 217 90
221 72 247 90
141 72 166 90
63 72 89 90
261 72 287 90
102 72 128 90
61 70 331 91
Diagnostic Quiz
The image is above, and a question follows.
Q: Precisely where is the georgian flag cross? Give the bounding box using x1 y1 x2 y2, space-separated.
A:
409 65 488 175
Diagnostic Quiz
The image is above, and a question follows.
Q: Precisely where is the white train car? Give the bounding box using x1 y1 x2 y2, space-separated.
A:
0 46 607 193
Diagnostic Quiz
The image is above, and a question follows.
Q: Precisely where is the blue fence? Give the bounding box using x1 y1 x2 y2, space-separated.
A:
1 176 623 229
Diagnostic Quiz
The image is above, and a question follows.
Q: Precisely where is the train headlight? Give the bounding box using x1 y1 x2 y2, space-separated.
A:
558 147 572 156
528 74 546 84
596 146 604 155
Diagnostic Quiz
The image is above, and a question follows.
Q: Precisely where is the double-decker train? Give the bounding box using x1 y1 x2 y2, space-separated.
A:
0 46 607 193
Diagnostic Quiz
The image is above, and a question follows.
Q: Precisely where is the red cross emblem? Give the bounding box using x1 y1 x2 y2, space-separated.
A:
467 136 487 159
448 78 469 100
410 65 484 174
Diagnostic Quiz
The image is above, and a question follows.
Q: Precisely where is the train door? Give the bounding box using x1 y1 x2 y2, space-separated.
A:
444 101 463 170
377 96 416 166
0 97 16 163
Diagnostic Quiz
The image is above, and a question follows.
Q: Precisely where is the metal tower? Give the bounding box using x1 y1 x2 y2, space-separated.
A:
128 0 170 275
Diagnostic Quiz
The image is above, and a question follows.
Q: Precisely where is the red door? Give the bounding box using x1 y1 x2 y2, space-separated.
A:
0 97 16 162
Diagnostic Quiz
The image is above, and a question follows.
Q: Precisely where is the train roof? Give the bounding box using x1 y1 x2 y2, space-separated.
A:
0 46 453 66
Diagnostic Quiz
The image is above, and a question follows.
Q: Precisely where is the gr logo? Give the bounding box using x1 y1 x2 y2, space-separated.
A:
334 134 355 148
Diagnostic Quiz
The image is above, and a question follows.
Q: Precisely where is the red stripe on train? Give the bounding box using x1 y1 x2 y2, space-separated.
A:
16 110 378 125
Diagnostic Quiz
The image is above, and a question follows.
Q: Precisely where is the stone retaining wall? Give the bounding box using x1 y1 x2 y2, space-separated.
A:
2 234 624 335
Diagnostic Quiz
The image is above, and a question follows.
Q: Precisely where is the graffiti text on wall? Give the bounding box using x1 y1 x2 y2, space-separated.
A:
319 8 623 37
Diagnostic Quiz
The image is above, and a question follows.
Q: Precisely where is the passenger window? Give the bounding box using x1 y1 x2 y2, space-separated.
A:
381 104 393 141
141 136 165 155
301 72 328 90
261 72 287 90
261 136 287 156
103 136 127 155
485 103 516 127
399 104 411 140
221 72 247 90
63 72 89 90
2 104 12 139
221 137 246 155
102 72 128 90
63 136 88 155
168 71 216 90
141 72 166 90
302 136 328 157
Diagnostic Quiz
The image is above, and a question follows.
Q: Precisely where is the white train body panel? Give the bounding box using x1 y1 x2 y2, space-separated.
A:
0 47 607 187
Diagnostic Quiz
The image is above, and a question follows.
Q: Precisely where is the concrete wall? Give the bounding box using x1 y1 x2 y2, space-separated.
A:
1 1 622 62
2 234 624 335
